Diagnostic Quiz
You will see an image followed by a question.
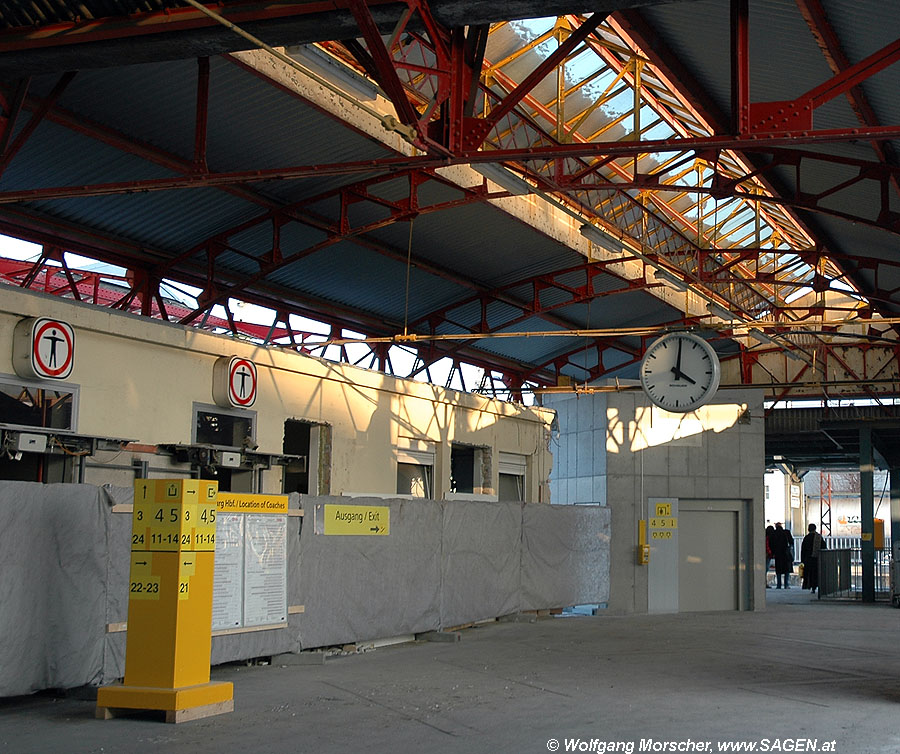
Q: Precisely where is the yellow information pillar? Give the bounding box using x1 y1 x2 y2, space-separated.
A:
96 479 234 723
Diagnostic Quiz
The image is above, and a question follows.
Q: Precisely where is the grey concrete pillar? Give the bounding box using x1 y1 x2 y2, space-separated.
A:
860 427 875 602
891 466 900 563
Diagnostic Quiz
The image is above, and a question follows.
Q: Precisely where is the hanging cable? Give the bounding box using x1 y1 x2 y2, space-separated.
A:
403 218 414 337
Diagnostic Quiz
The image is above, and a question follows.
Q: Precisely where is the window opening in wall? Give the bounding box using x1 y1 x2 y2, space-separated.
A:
283 419 314 495
193 403 255 448
191 403 256 493
396 447 434 498
499 473 524 501
449 443 492 496
450 444 475 494
499 452 527 502
0 375 78 432
0 451 73 485
197 465 254 493
397 462 432 498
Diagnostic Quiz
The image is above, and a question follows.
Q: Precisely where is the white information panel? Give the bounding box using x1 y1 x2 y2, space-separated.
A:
242 514 288 627
211 512 287 631
212 514 244 631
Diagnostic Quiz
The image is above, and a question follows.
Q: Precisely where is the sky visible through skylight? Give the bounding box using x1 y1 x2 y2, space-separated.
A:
0 234 533 403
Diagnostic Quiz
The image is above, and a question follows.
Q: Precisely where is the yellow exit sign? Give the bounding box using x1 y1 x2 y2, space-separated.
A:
322 504 390 535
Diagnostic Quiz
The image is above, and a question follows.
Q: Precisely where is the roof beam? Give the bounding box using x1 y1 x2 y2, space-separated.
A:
0 1 695 76
794 0 900 200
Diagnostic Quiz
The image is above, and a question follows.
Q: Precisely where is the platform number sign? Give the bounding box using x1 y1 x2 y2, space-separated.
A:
13 317 75 380
213 355 257 408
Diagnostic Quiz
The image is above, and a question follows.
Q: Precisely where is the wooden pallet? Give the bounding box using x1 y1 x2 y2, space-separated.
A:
96 698 234 724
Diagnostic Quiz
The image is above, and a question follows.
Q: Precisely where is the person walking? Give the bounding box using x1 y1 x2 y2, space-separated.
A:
765 525 775 588
801 523 827 594
772 522 794 589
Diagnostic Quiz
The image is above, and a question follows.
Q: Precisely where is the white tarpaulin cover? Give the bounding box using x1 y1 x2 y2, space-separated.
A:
521 504 610 610
0 482 110 696
297 496 443 649
1 483 609 696
440 501 522 628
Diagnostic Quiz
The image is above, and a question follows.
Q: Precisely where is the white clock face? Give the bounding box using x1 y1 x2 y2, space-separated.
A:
640 333 721 412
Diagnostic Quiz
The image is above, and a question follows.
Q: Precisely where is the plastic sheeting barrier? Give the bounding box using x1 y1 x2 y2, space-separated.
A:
0 483 609 696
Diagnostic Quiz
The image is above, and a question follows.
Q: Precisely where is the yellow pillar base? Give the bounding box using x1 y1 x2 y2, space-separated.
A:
96 681 233 724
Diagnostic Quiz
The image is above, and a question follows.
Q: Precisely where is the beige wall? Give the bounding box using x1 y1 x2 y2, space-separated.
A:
608 388 765 614
0 287 553 498
547 386 765 614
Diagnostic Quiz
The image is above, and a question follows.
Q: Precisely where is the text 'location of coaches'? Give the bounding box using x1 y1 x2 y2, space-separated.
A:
13 317 75 380
318 504 390 535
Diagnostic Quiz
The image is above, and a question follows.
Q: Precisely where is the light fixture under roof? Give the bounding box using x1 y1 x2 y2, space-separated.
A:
579 223 624 255
706 302 734 321
750 329 813 365
749 328 778 346
652 268 689 292
472 163 534 196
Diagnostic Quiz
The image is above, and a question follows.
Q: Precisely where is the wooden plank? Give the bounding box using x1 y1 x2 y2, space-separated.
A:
416 630 461 643
165 699 234 724
443 622 473 632
109 619 297 635
211 623 286 638
444 617 497 632
123 443 160 453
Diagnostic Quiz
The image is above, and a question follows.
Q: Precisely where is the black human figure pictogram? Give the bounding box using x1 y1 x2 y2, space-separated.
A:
44 328 65 368
236 366 250 398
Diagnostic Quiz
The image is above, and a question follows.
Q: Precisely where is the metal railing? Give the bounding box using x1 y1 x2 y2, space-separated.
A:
817 546 892 600
790 535 892 554
818 549 852 598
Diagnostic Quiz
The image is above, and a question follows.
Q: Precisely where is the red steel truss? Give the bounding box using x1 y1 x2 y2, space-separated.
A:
1 2 900 398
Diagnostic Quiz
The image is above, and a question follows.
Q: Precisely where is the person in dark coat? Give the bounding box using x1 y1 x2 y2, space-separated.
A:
765 525 776 588
772 522 794 589
801 523 827 594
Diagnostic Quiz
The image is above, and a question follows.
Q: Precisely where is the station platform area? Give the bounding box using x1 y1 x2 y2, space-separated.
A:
3 596 900 754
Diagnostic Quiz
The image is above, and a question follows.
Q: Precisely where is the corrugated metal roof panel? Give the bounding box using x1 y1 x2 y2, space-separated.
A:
261 239 471 325
33 57 394 204
0 1 178 29
1 118 261 251
363 201 586 289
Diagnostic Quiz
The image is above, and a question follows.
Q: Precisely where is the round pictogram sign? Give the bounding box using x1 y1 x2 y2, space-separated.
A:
228 358 257 407
31 319 75 379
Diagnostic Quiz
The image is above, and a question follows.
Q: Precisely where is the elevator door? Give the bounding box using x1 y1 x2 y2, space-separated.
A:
678 509 739 612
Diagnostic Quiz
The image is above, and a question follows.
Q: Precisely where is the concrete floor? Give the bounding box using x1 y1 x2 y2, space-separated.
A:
3 590 900 754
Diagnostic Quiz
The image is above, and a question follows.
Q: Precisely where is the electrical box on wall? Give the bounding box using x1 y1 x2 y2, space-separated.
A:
219 451 242 468
6 431 48 453
638 544 650 565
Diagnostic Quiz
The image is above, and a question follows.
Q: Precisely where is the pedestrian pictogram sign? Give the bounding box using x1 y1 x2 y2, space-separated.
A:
12 317 75 380
213 355 257 408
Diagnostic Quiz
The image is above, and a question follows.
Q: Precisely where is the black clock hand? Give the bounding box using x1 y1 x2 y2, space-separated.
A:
679 371 697 385
671 338 685 379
